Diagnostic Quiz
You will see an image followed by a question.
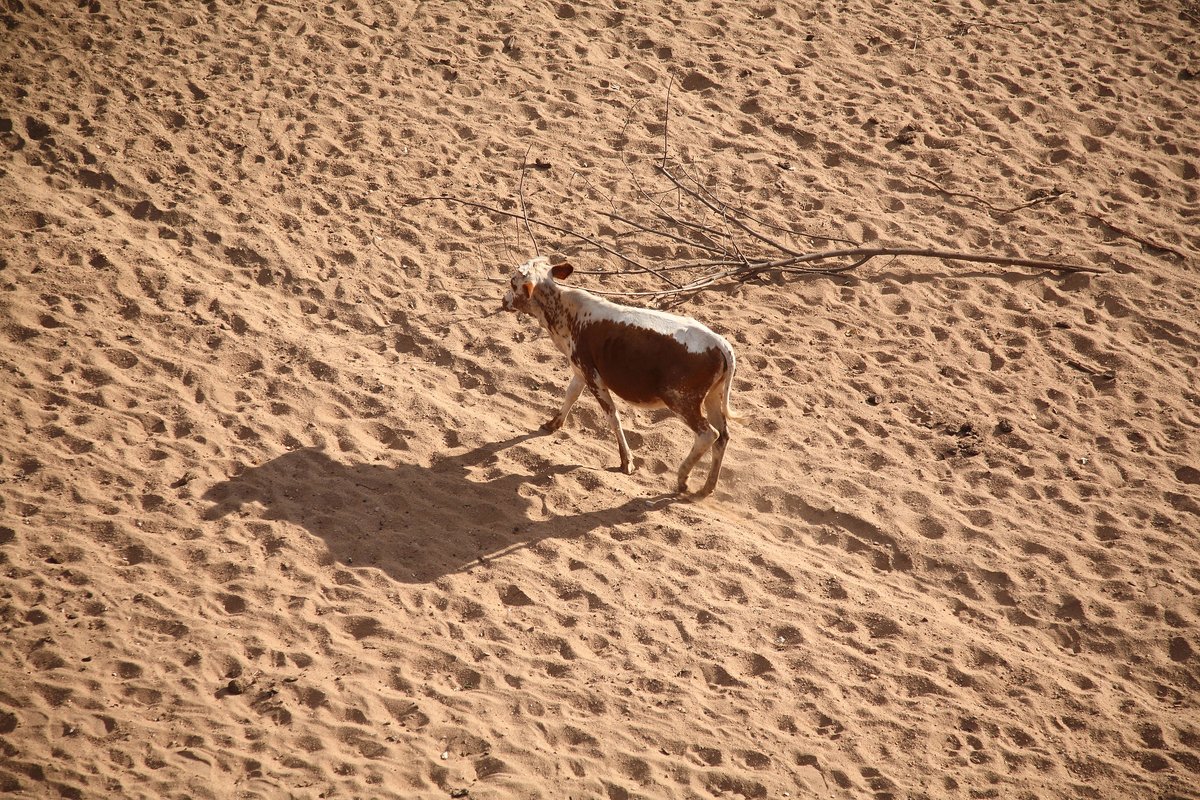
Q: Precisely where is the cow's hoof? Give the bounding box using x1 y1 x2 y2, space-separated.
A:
541 419 562 433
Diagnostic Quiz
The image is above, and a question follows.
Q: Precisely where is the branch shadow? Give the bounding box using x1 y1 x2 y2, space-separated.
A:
855 267 1095 287
787 266 1095 288
200 434 677 583
672 265 1094 306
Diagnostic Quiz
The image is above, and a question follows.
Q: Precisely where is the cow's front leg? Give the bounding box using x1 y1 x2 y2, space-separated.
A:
542 372 584 432
589 379 634 474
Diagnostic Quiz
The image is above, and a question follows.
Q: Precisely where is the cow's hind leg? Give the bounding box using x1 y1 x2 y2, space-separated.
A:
696 381 731 496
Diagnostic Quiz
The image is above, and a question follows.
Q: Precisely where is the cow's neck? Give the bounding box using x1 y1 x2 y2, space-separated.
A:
532 287 580 357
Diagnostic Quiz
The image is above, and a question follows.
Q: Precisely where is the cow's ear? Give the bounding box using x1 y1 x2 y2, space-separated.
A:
550 260 574 281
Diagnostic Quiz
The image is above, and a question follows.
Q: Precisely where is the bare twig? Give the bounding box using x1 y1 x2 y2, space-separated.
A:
569 168 620 215
947 16 1040 37
1084 212 1187 260
518 143 540 257
660 75 673 171
599 210 727 256
407 195 635 265
368 222 401 269
1066 358 1116 381
652 211 734 254
621 153 729 255
659 163 805 256
697 194 859 247
406 195 682 287
913 174 1069 216
672 156 834 250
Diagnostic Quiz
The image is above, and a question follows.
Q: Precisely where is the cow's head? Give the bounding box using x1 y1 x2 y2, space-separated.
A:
501 257 574 314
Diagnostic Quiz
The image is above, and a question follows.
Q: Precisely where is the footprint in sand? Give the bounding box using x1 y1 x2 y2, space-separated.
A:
681 71 717 92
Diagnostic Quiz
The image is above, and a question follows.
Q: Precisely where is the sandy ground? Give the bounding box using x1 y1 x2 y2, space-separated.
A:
2 0 1199 798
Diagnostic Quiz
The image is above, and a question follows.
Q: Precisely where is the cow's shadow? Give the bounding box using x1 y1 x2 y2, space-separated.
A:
201 435 676 583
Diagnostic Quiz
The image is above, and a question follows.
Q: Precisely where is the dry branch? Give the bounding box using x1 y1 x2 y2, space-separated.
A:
583 246 1102 300
407 184 1105 302
406 88 1120 306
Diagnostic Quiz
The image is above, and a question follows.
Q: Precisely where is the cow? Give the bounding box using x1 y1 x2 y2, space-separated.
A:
501 256 736 496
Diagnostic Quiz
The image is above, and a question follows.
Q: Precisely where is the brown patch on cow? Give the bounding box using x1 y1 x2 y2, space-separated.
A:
571 318 724 414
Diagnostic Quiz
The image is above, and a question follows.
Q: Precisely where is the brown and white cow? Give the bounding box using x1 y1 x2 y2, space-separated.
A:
502 256 736 496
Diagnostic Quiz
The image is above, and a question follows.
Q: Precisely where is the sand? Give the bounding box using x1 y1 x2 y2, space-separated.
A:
2 0 1199 797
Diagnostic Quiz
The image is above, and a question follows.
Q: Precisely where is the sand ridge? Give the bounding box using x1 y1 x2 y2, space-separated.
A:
2 0 1199 798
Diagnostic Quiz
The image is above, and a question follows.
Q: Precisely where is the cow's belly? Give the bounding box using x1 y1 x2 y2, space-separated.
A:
619 394 668 410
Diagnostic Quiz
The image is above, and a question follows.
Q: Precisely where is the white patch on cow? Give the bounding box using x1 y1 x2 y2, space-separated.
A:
518 256 549 276
567 288 730 357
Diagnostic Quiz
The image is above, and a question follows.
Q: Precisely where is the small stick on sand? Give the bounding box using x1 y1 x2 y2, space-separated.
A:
1066 358 1116 381
1084 212 1187 260
912 173 1069 216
